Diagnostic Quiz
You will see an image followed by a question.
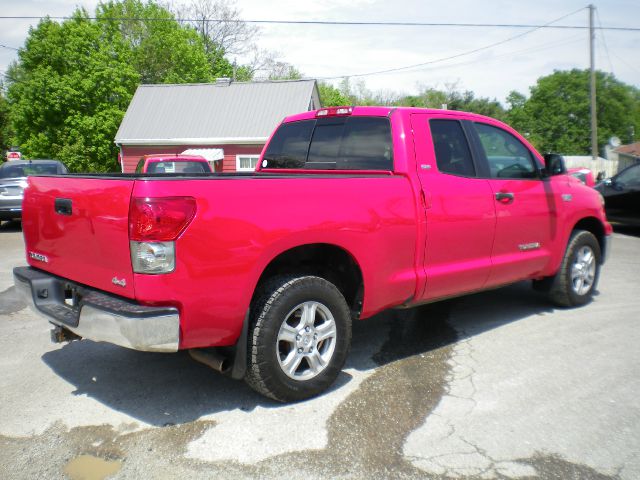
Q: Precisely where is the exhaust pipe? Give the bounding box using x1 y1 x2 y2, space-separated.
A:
189 348 231 374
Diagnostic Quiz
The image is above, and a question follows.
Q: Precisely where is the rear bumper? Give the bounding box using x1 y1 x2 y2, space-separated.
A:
14 266 180 352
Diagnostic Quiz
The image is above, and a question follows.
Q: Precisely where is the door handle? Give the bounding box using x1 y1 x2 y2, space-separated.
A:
54 198 73 216
495 192 514 204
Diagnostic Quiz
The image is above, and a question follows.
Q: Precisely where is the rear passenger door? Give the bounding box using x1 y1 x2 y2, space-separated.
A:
469 122 554 286
411 114 496 301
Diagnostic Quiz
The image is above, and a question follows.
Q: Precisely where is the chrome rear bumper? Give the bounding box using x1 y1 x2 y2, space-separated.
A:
14 266 179 352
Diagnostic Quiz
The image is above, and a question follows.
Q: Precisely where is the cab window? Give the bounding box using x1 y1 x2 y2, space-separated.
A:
474 123 538 179
429 120 476 177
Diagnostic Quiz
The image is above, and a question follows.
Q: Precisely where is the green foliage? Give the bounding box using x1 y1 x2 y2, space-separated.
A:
6 0 231 172
399 85 505 120
97 0 223 83
506 69 640 155
320 78 505 118
318 82 352 107
0 87 10 153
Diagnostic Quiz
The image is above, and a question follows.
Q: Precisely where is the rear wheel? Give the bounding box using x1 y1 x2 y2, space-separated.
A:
245 276 352 402
536 229 601 307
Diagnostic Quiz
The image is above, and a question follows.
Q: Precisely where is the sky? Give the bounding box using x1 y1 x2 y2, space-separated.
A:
0 0 639 104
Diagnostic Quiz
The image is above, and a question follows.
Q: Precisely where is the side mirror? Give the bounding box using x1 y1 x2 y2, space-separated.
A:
542 153 567 177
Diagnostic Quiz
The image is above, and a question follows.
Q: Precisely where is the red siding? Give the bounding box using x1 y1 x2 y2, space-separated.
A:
120 144 264 173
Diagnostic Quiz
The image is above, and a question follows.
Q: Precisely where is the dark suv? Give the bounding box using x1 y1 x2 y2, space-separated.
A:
0 160 68 222
595 162 640 226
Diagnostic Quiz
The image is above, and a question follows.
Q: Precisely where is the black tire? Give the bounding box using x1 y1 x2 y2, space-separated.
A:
536 229 601 307
245 275 352 402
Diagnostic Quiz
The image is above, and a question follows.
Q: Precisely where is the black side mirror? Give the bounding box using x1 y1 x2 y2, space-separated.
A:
542 153 567 177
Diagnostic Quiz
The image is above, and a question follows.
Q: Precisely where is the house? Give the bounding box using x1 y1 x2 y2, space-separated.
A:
114 79 321 173
612 141 640 171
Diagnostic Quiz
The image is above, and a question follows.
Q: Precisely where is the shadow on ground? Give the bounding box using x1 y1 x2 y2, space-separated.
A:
40 280 561 427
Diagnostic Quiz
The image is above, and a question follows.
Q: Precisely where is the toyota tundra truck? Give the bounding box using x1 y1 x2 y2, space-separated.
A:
14 106 612 402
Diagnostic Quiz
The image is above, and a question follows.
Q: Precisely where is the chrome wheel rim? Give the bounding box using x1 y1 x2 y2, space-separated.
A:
570 246 596 296
276 301 337 381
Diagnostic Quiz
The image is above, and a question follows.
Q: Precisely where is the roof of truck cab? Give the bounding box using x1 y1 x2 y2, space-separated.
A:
283 106 500 123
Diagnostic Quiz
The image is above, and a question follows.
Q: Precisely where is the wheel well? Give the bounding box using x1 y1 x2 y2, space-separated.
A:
254 244 364 316
573 217 606 259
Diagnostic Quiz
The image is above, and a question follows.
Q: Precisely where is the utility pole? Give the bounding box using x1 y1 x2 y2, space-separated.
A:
589 4 598 162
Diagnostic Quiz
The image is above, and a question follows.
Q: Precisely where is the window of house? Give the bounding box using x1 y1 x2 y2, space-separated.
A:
236 155 260 172
474 123 538 179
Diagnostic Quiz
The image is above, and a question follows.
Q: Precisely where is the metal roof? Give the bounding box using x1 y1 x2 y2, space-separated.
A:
115 80 320 145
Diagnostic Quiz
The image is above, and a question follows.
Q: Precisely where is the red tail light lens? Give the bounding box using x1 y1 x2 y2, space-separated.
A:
129 197 197 241
316 106 353 117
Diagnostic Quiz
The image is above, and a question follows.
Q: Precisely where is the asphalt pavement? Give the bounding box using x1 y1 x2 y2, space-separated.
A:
0 220 638 480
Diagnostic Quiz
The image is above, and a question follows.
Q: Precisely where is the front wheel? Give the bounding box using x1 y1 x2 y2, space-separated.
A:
538 229 602 307
245 276 352 402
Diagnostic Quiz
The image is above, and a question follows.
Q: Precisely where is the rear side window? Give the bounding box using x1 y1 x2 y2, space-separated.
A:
474 123 538 179
263 117 393 170
429 120 476 177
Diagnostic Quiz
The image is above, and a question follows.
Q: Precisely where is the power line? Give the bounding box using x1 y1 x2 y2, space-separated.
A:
0 15 637 31
316 6 588 80
0 43 19 51
595 8 615 75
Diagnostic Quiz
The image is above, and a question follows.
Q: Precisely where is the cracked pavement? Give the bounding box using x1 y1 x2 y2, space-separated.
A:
1 220 639 479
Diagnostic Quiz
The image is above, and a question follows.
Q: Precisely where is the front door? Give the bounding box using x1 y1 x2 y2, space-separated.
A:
469 121 555 287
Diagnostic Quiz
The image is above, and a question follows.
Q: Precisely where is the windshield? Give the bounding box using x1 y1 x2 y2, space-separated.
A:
146 161 211 173
0 163 61 178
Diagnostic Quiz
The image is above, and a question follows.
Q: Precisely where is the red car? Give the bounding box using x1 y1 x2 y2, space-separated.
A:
568 167 596 187
135 154 212 174
15 106 611 401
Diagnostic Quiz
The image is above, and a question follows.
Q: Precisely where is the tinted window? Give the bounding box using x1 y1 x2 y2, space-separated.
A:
429 120 476 177
0 162 63 178
474 123 538 179
263 117 393 170
615 164 640 187
263 120 315 169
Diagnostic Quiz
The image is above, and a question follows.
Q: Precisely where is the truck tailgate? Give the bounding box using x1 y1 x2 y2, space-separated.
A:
22 176 136 298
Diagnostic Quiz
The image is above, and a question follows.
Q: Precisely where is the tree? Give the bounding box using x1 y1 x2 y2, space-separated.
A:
171 0 301 81
97 0 223 83
6 0 223 172
318 82 351 107
506 69 640 155
0 87 10 153
7 10 140 171
399 83 505 119
173 0 258 58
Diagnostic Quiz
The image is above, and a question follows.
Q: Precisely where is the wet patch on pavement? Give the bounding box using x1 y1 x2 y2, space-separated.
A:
64 455 123 480
0 286 26 315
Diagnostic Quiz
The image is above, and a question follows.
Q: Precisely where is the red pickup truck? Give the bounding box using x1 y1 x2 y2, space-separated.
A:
14 106 611 402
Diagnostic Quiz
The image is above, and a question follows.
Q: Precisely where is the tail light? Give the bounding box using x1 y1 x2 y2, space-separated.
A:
316 106 353 117
129 197 196 241
129 197 196 274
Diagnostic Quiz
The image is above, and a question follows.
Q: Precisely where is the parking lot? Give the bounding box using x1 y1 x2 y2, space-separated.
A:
1 221 638 480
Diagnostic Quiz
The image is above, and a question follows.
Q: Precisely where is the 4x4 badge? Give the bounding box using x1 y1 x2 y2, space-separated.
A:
112 277 127 287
